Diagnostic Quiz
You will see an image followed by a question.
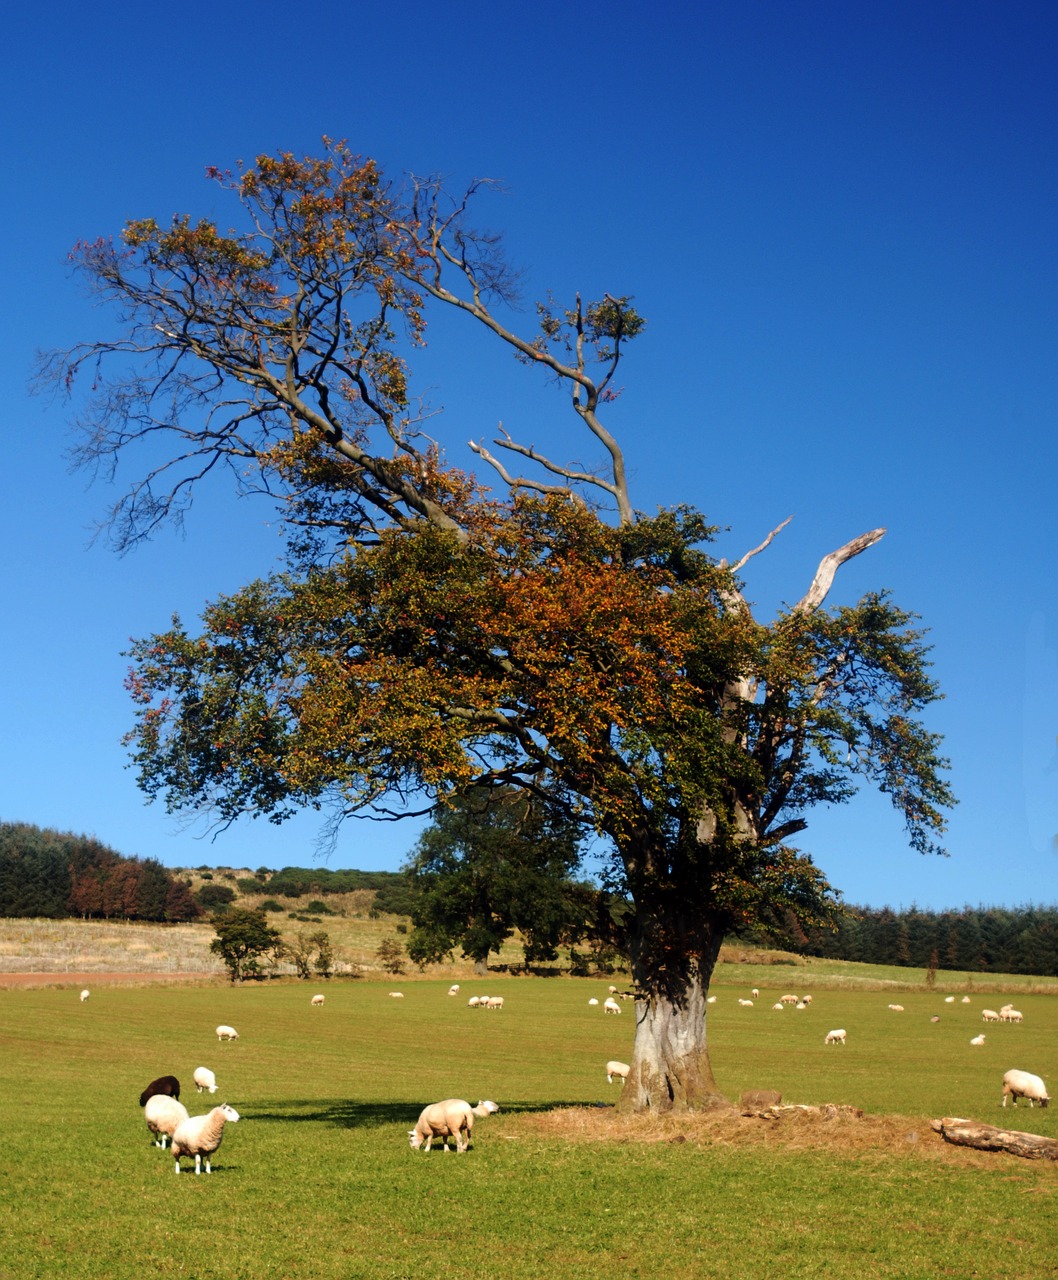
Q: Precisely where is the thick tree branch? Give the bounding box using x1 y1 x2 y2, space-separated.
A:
793 528 887 614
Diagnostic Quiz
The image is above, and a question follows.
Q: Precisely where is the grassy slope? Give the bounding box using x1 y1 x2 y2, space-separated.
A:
1 975 1057 1279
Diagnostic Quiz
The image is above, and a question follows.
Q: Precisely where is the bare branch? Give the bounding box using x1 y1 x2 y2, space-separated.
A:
724 516 794 573
793 528 887 615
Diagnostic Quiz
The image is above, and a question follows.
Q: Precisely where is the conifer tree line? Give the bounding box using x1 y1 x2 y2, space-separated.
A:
0 822 200 921
741 903 1058 977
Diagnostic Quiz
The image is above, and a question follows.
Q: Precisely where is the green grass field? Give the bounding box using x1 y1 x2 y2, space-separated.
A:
2 973 1057 1279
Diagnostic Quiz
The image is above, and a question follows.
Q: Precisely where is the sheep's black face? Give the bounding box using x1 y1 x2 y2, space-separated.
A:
1042 1098 1050 1108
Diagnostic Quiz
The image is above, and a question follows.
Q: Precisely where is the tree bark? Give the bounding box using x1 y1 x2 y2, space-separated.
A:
931 1117 1058 1160
617 905 728 1113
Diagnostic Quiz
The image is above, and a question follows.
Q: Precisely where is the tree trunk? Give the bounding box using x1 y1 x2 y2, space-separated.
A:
617 903 728 1113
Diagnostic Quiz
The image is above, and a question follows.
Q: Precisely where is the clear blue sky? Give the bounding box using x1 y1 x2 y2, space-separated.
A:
3 1 1055 909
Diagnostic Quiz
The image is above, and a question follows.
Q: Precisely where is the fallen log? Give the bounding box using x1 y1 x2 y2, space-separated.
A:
755 1103 864 1120
931 1117 1058 1160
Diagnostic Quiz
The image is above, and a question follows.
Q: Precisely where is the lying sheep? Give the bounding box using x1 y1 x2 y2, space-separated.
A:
172 1103 241 1174
737 998 754 1007
389 992 404 999
771 1002 785 1011
795 1001 807 1010
311 994 325 1007
1002 1069 1050 1108
145 1095 189 1149
606 1060 630 1084
79 989 90 1003
888 1004 905 1012
603 998 621 1015
215 1025 239 1042
944 996 955 1004
193 1066 217 1094
408 1099 476 1153
588 997 599 1006
824 1029 847 1046
970 1034 986 1046
139 1075 181 1107
961 996 971 1003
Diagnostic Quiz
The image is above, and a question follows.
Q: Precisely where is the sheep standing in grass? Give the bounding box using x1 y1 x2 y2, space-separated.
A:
448 984 460 996
193 1067 217 1094
606 1061 629 1084
145 1095 189 1149
801 995 813 1005
172 1103 241 1174
1002 1069 1049 1108
215 1025 238 1042
982 1009 1000 1022
486 996 504 1010
408 1099 476 1153
603 998 621 1015
79 989 90 1003
139 1075 181 1107
1000 1008 1024 1023
311 994 325 1007
824 1029 847 1045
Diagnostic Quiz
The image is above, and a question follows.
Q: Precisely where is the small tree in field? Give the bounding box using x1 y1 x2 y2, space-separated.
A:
210 908 282 982
376 936 405 975
43 142 953 1111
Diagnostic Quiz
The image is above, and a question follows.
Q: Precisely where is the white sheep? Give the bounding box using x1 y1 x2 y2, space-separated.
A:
795 1001 807 1010
982 1009 1000 1022
448 984 460 995
467 996 482 1007
1002 1069 1050 1108
311 994 325 1007
737 998 754 1007
780 994 799 1005
172 1103 241 1174
1000 1008 1024 1023
588 997 599 1006
824 1029 847 1046
215 1025 239 1041
970 1034 986 1046
79 989 90 1003
608 985 618 994
389 992 404 999
485 996 504 1010
606 1060 630 1084
193 1067 217 1094
474 1099 500 1115
771 1002 785 1011
801 995 813 1005
888 1004 905 1012
751 988 760 999
408 1099 476 1153
961 995 971 1003
603 997 621 1015
145 1095 189 1149
706 995 717 1004
944 996 955 1004
1000 1003 1015 1013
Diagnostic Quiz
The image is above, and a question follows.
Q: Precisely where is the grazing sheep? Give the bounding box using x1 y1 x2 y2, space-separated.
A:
801 995 813 1005
1000 1008 1024 1023
467 996 482 1007
145 1095 189 1149
606 1060 630 1084
79 989 90 1003
448 984 460 995
172 1103 241 1174
193 1067 217 1094
139 1075 181 1107
780 994 799 1005
824 1029 847 1046
1002 1069 1050 1108
603 997 621 1015
982 1009 1000 1022
795 1001 807 1010
970 1034 986 1046
311 994 325 1007
408 1099 476 1153
215 1025 239 1042
473 1100 500 1115
608 985 618 994
888 1004 905 1012
737 998 754 1007
485 996 504 1010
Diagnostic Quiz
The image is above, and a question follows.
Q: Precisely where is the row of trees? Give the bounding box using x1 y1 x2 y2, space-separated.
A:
744 904 1058 977
209 907 335 982
0 822 200 922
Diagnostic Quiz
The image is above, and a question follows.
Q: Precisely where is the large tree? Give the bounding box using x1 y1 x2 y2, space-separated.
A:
43 142 953 1111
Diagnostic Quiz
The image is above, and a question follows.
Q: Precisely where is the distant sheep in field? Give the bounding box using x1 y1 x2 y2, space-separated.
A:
888 1004 905 1012
448 985 460 995
1002 1069 1050 1108
771 1002 785 1011
737 998 754 1007
79 989 90 1003
172 1103 240 1174
970 1034 986 1046
145 1095 189 1149
824 1029 847 1046
795 1001 807 1010
944 996 955 1003
193 1067 217 1094
706 995 717 1004
606 1060 630 1083
1000 1008 1024 1023
486 996 504 1010
961 996 971 1003
215 1025 238 1041
982 1009 1000 1022
801 995 812 1005
608 985 618 994
311 994 325 1007
408 1099 476 1153
139 1075 181 1107
751 988 760 999
467 996 482 1007
780 994 798 1005
389 992 404 999
603 998 621 1015
588 997 599 1006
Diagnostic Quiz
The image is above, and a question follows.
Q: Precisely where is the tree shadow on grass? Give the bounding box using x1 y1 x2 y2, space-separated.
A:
248 1098 595 1130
